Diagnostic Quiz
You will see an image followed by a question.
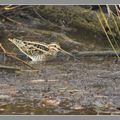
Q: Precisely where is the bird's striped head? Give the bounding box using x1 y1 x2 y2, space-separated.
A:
48 43 61 51
48 43 73 57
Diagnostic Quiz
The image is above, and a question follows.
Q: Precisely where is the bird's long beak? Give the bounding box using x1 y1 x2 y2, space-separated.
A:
60 48 74 57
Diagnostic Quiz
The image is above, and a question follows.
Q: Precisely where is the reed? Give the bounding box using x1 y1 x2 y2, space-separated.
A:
98 5 120 50
96 7 120 59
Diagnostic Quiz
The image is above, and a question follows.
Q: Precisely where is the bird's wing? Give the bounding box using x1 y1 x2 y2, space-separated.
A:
23 41 49 53
19 44 49 58
8 38 51 59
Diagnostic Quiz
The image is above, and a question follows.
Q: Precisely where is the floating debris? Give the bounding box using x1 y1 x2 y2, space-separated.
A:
70 104 84 110
111 111 120 115
0 64 20 71
41 97 61 107
0 108 5 112
0 95 11 100
29 79 59 84
94 94 108 98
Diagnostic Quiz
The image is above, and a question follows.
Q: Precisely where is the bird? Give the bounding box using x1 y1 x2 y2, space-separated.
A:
8 38 73 62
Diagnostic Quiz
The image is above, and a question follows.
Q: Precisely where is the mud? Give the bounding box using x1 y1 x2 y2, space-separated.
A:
0 57 120 115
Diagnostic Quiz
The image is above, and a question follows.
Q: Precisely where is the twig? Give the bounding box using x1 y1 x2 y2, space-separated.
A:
0 5 33 15
32 7 72 31
33 7 48 22
0 43 7 53
1 15 22 25
0 44 36 70
77 50 120 57
0 43 7 63
6 53 36 70
115 5 120 20
0 64 20 71
4 5 20 11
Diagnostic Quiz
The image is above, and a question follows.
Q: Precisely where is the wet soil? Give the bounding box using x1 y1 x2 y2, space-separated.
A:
0 57 120 115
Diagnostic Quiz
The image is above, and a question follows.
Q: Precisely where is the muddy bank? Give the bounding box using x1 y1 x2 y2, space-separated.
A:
0 5 119 53
0 58 120 115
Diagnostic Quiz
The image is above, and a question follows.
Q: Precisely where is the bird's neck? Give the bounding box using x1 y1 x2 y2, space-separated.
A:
49 49 58 56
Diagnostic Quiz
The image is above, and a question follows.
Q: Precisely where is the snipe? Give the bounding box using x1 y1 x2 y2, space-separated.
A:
8 38 73 62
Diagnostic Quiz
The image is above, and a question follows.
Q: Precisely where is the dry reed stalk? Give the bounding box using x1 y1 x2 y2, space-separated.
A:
96 12 120 59
99 5 120 50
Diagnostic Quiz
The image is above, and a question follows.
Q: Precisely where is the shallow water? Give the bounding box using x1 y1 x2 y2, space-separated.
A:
0 57 120 115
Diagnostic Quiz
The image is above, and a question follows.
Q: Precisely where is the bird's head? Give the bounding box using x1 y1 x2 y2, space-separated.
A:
48 43 73 56
48 43 61 52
